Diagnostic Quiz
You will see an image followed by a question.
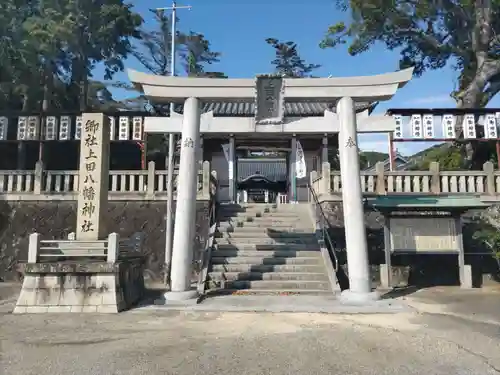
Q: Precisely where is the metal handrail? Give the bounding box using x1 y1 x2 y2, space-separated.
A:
196 192 218 294
307 182 339 272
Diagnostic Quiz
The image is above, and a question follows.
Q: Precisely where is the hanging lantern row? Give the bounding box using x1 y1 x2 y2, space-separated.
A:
393 113 500 140
0 115 144 141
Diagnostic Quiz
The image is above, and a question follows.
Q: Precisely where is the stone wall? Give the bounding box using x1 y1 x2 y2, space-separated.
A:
14 258 145 314
321 202 500 288
0 201 210 282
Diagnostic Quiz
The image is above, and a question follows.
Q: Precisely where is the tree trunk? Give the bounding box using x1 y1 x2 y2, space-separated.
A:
456 80 490 169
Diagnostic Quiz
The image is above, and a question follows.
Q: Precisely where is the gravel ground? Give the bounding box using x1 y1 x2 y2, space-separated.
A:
1 283 499 375
1 301 499 374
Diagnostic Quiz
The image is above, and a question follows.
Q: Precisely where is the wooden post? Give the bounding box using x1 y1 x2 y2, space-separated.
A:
375 161 386 194
483 161 495 195
321 162 331 195
146 161 156 199
310 170 318 201
429 162 441 194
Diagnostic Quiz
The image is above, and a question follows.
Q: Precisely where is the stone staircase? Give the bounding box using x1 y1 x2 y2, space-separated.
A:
205 203 334 295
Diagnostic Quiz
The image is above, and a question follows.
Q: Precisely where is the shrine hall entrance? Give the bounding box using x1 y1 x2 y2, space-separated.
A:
205 135 327 204
236 152 288 204
233 136 319 204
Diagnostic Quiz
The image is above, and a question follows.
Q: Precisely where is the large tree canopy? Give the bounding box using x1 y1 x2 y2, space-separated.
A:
266 38 321 77
0 0 143 112
321 0 500 168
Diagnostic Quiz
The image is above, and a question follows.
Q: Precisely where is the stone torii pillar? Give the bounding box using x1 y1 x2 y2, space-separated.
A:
164 97 201 302
337 97 379 303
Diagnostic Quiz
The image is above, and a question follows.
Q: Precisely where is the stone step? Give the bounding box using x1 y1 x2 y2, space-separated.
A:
211 263 326 273
219 211 303 219
215 243 320 251
208 271 329 282
218 232 317 240
207 280 331 290
218 222 312 230
211 249 322 258
205 288 333 296
215 237 318 245
211 256 323 265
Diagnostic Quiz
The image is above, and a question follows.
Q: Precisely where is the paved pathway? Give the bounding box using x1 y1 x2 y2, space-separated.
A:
1 284 500 375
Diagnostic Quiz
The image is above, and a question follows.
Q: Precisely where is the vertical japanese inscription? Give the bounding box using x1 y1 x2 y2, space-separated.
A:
76 113 110 240
255 75 284 125
80 120 99 233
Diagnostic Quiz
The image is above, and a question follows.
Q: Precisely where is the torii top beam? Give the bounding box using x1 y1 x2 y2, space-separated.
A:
127 68 414 103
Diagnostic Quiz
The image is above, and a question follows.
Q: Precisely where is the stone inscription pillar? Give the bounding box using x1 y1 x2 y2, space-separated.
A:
167 97 201 300
337 97 379 303
76 113 110 240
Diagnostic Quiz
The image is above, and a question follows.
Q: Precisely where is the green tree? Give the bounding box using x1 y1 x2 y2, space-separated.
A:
321 0 500 168
0 0 143 112
266 38 321 77
178 32 225 77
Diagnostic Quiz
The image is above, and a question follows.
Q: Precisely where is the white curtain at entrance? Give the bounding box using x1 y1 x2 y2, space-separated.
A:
221 143 230 162
295 140 306 179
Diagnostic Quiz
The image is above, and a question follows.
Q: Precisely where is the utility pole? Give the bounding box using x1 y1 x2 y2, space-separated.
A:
156 1 191 288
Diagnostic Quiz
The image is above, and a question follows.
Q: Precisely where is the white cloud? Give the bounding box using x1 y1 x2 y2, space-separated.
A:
405 94 453 105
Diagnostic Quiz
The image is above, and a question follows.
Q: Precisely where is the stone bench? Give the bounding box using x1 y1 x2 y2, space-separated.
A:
13 232 146 314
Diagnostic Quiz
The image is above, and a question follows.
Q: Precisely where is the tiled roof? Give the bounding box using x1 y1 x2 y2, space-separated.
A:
178 101 376 117
237 158 288 181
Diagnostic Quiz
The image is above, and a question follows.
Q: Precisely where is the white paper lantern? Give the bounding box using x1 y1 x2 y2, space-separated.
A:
118 116 129 140
410 114 423 138
0 116 8 140
422 114 434 139
484 114 498 139
442 114 456 139
44 116 58 140
27 116 40 140
393 115 403 139
59 116 71 140
463 114 476 139
17 116 27 140
132 116 143 140
74 116 83 140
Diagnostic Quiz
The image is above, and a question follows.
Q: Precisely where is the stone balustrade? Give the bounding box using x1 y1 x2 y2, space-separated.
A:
13 231 146 314
311 161 500 197
0 160 213 201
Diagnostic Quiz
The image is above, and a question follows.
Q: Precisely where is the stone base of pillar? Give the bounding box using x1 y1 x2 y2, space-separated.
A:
161 290 199 305
339 290 381 305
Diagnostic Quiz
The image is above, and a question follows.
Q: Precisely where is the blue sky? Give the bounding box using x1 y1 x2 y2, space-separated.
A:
96 0 500 156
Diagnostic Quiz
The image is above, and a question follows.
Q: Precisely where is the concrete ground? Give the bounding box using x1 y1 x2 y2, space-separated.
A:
1 283 500 375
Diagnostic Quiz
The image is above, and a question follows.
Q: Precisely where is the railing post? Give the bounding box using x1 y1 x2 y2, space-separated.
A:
430 162 441 194
33 161 43 194
321 162 331 195
28 233 40 263
107 232 119 263
375 162 386 194
202 161 210 198
483 161 495 195
146 161 156 199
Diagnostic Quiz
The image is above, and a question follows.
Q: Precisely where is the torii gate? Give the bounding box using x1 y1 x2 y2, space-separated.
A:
128 67 414 304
